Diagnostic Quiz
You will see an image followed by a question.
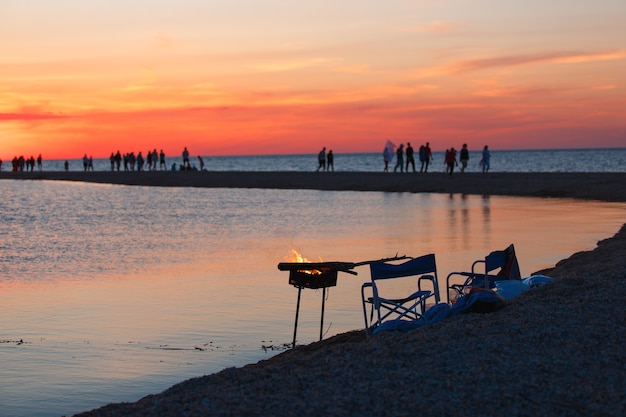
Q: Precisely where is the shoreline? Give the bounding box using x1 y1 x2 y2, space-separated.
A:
7 172 623 416
3 171 626 202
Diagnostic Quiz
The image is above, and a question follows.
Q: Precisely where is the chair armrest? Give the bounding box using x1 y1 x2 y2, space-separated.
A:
418 274 439 303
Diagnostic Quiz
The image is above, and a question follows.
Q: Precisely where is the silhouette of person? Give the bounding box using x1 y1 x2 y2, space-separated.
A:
317 147 326 172
460 144 469 173
198 155 205 170
327 150 334 172
445 147 458 175
423 142 432 172
480 145 491 173
64 160 69 171
182 147 190 170
383 146 392 172
405 142 415 172
394 144 404 172
137 152 144 171
37 154 42 171
159 150 166 170
115 150 122 171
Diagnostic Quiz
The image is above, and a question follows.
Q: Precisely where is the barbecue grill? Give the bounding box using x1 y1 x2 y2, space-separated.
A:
278 256 409 347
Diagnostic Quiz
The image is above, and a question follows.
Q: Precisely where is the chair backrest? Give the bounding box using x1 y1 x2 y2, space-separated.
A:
499 244 521 280
370 253 436 280
484 244 521 280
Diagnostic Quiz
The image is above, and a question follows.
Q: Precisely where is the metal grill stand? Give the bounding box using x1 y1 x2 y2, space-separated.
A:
278 262 355 348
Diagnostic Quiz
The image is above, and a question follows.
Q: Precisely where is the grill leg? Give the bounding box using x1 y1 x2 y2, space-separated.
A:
292 287 302 348
320 287 326 341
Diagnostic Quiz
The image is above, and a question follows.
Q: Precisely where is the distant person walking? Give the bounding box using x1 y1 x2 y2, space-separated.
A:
115 150 122 171
151 149 158 170
317 147 326 172
405 142 415 172
422 142 432 172
445 147 458 176
460 144 469 173
182 147 190 170
327 150 334 172
82 154 89 172
480 145 491 173
418 145 425 172
137 152 144 171
198 155 205 170
383 148 390 172
37 154 42 171
383 140 394 172
394 144 404 173
159 150 166 170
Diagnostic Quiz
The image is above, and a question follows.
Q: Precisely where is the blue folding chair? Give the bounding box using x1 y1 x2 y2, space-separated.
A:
446 244 521 303
361 254 440 333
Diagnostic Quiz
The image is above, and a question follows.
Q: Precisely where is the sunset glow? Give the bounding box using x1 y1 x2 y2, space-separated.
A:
1 1 625 159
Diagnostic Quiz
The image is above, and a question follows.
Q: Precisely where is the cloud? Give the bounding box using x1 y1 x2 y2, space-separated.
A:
0 112 67 121
153 33 176 50
253 57 334 72
446 50 626 73
402 20 461 34
333 64 371 74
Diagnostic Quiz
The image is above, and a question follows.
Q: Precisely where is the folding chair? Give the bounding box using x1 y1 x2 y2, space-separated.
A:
446 244 521 303
361 254 440 333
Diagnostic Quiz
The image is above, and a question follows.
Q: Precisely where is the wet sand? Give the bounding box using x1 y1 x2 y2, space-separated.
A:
3 171 626 202
4 171 624 416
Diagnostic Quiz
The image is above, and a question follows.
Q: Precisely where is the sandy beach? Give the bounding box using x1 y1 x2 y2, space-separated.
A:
3 171 626 202
4 172 624 416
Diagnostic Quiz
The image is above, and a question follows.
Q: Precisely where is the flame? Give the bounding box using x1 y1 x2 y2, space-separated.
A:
286 249 323 274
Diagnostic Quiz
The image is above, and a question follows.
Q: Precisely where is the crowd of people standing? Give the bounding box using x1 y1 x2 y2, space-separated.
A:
384 142 491 175
107 149 168 172
106 147 204 172
2 154 44 172
0 147 206 173
388 142 433 173
2 144 492 174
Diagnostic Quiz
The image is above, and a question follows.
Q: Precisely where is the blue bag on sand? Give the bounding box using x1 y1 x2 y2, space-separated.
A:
522 275 555 288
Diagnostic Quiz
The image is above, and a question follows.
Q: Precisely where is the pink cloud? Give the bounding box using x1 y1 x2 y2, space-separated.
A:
0 112 67 121
447 49 626 73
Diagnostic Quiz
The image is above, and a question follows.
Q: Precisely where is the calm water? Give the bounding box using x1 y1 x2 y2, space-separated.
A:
6 148 626 173
0 180 624 417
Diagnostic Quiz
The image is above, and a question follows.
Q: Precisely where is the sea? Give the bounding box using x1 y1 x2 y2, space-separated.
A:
1 148 625 417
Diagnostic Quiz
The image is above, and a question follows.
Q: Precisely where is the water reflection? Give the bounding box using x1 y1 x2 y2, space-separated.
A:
0 181 624 417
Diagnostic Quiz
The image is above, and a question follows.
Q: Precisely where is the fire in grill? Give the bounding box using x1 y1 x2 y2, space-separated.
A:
288 269 338 289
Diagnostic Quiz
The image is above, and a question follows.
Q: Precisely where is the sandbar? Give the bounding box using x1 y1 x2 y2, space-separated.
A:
3 171 626 202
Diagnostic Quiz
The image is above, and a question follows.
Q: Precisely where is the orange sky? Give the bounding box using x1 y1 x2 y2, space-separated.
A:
1 1 625 159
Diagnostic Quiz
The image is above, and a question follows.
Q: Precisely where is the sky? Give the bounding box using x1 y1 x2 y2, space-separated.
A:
1 0 625 159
